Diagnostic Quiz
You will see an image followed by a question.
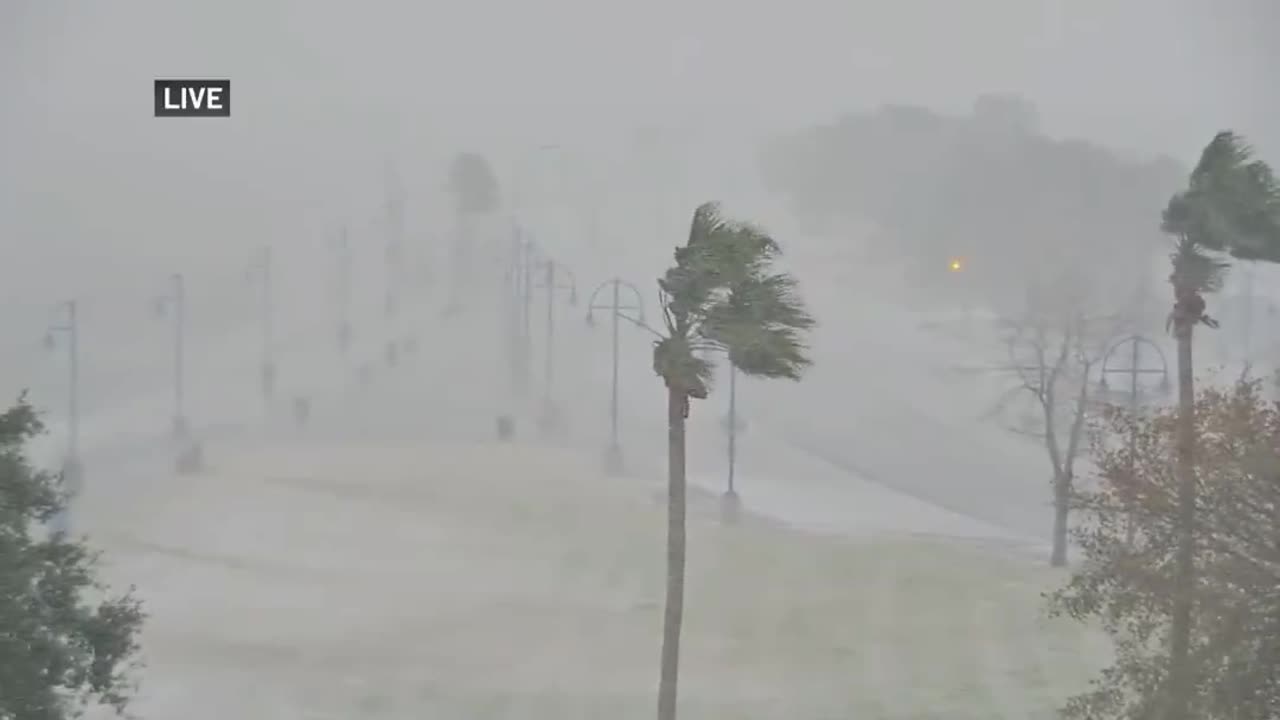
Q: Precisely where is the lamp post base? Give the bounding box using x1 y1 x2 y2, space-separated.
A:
496 415 515 442
51 455 85 535
719 489 742 525
536 400 564 437
603 443 624 475
292 396 311 428
176 439 205 475
261 362 277 401
172 414 189 441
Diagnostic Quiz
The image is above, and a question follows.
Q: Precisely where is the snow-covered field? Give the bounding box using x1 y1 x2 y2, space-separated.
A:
78 438 1105 719
1 184 1148 717
26 253 1111 717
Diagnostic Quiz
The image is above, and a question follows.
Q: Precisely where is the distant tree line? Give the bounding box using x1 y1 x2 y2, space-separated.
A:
758 94 1187 310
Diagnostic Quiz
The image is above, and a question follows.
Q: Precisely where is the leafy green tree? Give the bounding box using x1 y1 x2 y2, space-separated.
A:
651 203 814 720
0 395 145 720
1053 379 1280 718
1160 131 1280 719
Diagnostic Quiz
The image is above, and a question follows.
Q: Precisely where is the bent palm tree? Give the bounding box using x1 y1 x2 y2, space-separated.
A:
652 203 815 720
1161 131 1280 718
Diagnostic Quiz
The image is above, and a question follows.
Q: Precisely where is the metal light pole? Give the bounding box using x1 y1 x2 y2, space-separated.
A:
1099 333 1170 545
332 225 353 355
153 273 188 438
247 246 275 401
44 300 81 533
1099 334 1171 415
383 159 405 318
727 363 738 495
519 235 537 398
716 359 746 522
533 257 577 433
503 230 538 399
586 277 645 472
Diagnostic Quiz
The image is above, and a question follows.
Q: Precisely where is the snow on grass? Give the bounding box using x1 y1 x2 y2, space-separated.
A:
82 440 1108 719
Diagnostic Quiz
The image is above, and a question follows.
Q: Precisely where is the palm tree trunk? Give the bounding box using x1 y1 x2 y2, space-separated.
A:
451 211 472 308
657 385 688 720
1167 311 1197 719
1050 472 1070 567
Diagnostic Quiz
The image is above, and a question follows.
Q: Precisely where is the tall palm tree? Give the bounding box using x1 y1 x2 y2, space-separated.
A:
651 203 815 720
1161 131 1280 718
446 152 501 311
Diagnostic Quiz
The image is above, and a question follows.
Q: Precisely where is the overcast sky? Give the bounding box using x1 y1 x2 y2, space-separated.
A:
0 0 1275 306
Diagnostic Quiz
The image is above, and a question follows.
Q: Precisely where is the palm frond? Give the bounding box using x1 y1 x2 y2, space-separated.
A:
727 325 812 380
661 203 782 333
1170 238 1230 294
652 336 714 397
656 202 815 389
704 272 815 381
1165 131 1280 263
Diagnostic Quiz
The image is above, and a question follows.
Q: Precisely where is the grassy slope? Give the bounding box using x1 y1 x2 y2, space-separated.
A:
99 441 1109 719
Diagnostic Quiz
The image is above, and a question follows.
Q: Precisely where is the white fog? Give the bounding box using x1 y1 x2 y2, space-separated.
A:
1 2 1277 718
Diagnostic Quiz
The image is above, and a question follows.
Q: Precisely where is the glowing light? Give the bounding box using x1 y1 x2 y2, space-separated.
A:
948 258 964 272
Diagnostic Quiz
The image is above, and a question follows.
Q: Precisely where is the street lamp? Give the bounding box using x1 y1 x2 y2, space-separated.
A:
585 277 645 473
384 159 406 319
533 255 577 435
1098 333 1170 545
505 229 539 399
152 273 189 439
245 246 275 402
44 300 81 534
1098 334 1171 403
721 363 744 521
331 225 353 356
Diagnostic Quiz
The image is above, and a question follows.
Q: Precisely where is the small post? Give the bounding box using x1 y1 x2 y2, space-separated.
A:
728 364 737 494
172 273 188 438
543 260 555 408
335 226 352 355
609 278 621 454
46 300 82 534
520 239 534 397
66 300 80 462
253 246 276 402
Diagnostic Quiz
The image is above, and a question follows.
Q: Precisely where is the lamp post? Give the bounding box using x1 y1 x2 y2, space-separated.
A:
384 160 405 319
1098 334 1171 413
506 231 538 399
246 246 275 401
332 225 353 355
712 355 746 522
726 363 739 498
152 273 188 439
1099 333 1170 545
44 300 81 533
533 256 576 434
585 277 645 472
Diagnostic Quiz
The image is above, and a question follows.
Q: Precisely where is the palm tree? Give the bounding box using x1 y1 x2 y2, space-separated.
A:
446 152 501 311
1161 131 1280 718
651 203 815 720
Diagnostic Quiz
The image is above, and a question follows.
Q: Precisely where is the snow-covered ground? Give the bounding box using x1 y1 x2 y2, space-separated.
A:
75 414 1099 719
12 195 1120 716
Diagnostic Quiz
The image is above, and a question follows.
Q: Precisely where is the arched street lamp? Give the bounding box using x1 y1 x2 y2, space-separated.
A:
585 277 645 473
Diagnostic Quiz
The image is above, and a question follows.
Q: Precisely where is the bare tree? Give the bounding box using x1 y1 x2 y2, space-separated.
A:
993 284 1120 566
